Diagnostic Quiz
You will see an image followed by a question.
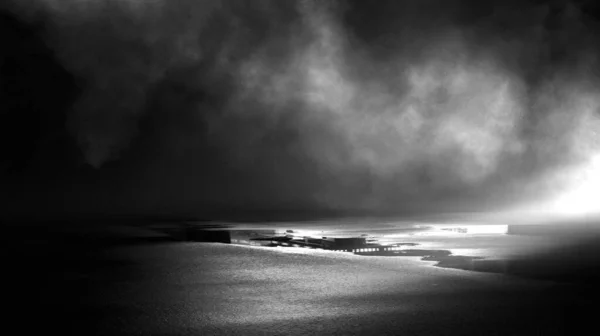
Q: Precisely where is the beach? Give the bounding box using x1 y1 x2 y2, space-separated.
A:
3 225 597 335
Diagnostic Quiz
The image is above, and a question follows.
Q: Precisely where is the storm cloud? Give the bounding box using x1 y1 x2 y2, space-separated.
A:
3 0 600 218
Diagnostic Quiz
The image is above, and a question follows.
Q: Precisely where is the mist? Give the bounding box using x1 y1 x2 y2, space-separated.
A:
2 0 600 219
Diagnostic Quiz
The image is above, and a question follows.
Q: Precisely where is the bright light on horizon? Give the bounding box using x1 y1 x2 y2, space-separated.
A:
548 155 600 216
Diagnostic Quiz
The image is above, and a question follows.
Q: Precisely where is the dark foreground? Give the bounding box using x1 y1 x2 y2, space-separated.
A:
2 222 600 335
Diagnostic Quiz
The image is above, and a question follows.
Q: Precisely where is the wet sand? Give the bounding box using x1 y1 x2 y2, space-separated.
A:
2 222 599 335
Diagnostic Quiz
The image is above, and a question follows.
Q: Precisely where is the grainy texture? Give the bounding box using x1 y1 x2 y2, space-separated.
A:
11 242 586 335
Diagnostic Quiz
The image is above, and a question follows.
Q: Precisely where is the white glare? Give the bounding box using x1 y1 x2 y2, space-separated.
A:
550 155 600 215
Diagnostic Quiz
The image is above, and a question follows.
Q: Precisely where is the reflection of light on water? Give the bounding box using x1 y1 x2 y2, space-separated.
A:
466 225 507 234
418 225 508 235
550 155 600 216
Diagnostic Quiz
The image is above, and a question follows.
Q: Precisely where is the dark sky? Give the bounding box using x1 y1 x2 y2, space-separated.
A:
2 0 600 220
